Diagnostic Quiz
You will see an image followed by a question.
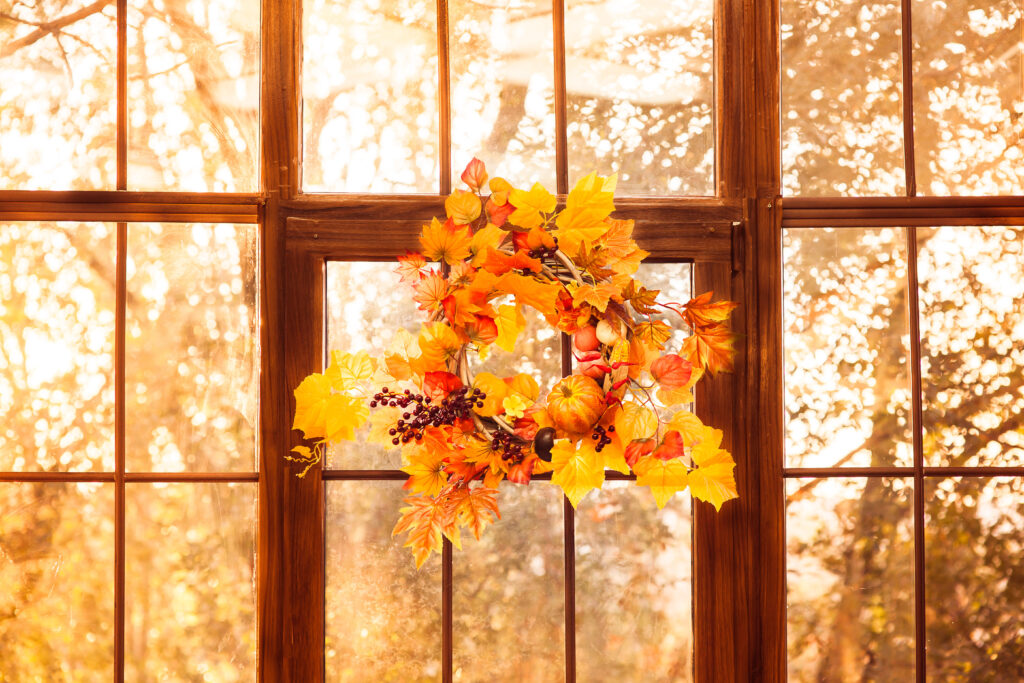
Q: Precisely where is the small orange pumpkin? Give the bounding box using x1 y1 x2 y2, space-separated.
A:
546 374 606 434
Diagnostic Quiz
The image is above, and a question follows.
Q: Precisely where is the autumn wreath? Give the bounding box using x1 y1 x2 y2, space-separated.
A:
289 159 739 567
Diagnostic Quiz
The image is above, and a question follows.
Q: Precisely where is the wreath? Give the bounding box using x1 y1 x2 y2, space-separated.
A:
289 158 739 567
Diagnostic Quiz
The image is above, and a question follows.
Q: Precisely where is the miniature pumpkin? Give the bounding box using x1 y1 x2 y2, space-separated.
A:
546 374 606 434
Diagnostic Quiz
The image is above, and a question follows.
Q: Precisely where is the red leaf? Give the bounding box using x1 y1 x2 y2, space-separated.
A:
424 371 463 400
650 354 693 390
624 438 656 467
460 157 488 191
652 430 686 461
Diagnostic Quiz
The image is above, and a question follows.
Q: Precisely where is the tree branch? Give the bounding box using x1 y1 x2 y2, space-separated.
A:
0 0 112 60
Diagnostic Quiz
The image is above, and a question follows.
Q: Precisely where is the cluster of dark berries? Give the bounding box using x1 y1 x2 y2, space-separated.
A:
590 424 615 452
528 236 560 260
370 386 487 445
490 429 528 464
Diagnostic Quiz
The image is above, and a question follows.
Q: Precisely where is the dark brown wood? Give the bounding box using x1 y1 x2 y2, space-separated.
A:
282 251 326 681
900 0 917 197
553 0 568 195
321 470 408 480
436 0 452 194
0 471 117 482
560 333 576 682
0 193 260 223
905 226 926 682
286 216 736 262
259 0 301 679
123 472 260 482
783 467 915 478
115 221 126 682
784 216 1024 228
783 195 1024 209
442 539 453 683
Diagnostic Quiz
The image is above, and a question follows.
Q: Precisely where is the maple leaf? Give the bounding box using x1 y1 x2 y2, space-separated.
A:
472 372 509 417
681 322 736 375
504 373 540 402
420 217 473 264
292 373 333 440
441 288 483 327
494 304 526 352
460 157 488 191
688 428 738 511
649 354 693 390
633 320 673 349
325 394 369 442
445 189 482 225
367 406 402 446
413 271 450 313
622 280 660 315
634 455 690 509
468 223 506 266
509 183 557 229
423 371 463 401
465 314 498 345
614 401 658 443
393 494 456 568
395 250 429 283
496 272 560 314
383 329 421 382
683 291 739 327
325 350 376 392
566 171 616 219
554 205 609 255
417 322 462 372
402 448 449 497
450 485 501 540
482 247 543 275
550 439 606 508
571 280 622 313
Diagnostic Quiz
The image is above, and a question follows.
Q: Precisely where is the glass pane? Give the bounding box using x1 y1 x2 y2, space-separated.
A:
636 262 693 350
0 222 116 472
566 0 714 196
784 228 913 468
126 224 259 472
0 482 114 682
325 262 424 469
781 0 906 195
913 2 1024 195
453 484 564 681
127 0 259 191
474 306 562 393
125 482 256 681
576 482 693 682
0 0 117 189
787 477 915 681
303 0 439 192
325 482 442 680
918 226 1024 467
450 0 556 189
925 476 1024 679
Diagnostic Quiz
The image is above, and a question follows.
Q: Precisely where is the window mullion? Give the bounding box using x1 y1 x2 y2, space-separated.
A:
552 0 568 195
905 226 926 682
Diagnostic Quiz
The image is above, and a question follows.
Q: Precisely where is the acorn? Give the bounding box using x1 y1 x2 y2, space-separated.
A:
533 427 557 462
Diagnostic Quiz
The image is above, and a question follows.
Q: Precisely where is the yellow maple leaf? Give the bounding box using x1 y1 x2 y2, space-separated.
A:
505 373 539 402
571 279 622 313
633 455 690 508
688 427 738 511
445 189 482 225
550 439 605 508
292 373 333 440
494 304 526 352
325 394 369 442
420 217 473 264
566 171 616 219
469 223 506 266
324 350 376 392
509 183 557 229
402 448 449 497
600 435 631 475
614 401 658 443
367 406 402 446
554 205 609 255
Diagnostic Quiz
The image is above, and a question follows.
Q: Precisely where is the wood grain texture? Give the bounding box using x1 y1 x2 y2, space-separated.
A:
258 0 301 680
0 193 260 223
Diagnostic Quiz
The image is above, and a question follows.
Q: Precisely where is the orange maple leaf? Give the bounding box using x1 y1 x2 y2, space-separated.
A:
420 217 472 264
450 485 501 540
413 271 449 313
683 291 739 327
681 322 736 375
495 272 560 314
392 494 459 568
482 247 543 275
396 250 429 283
